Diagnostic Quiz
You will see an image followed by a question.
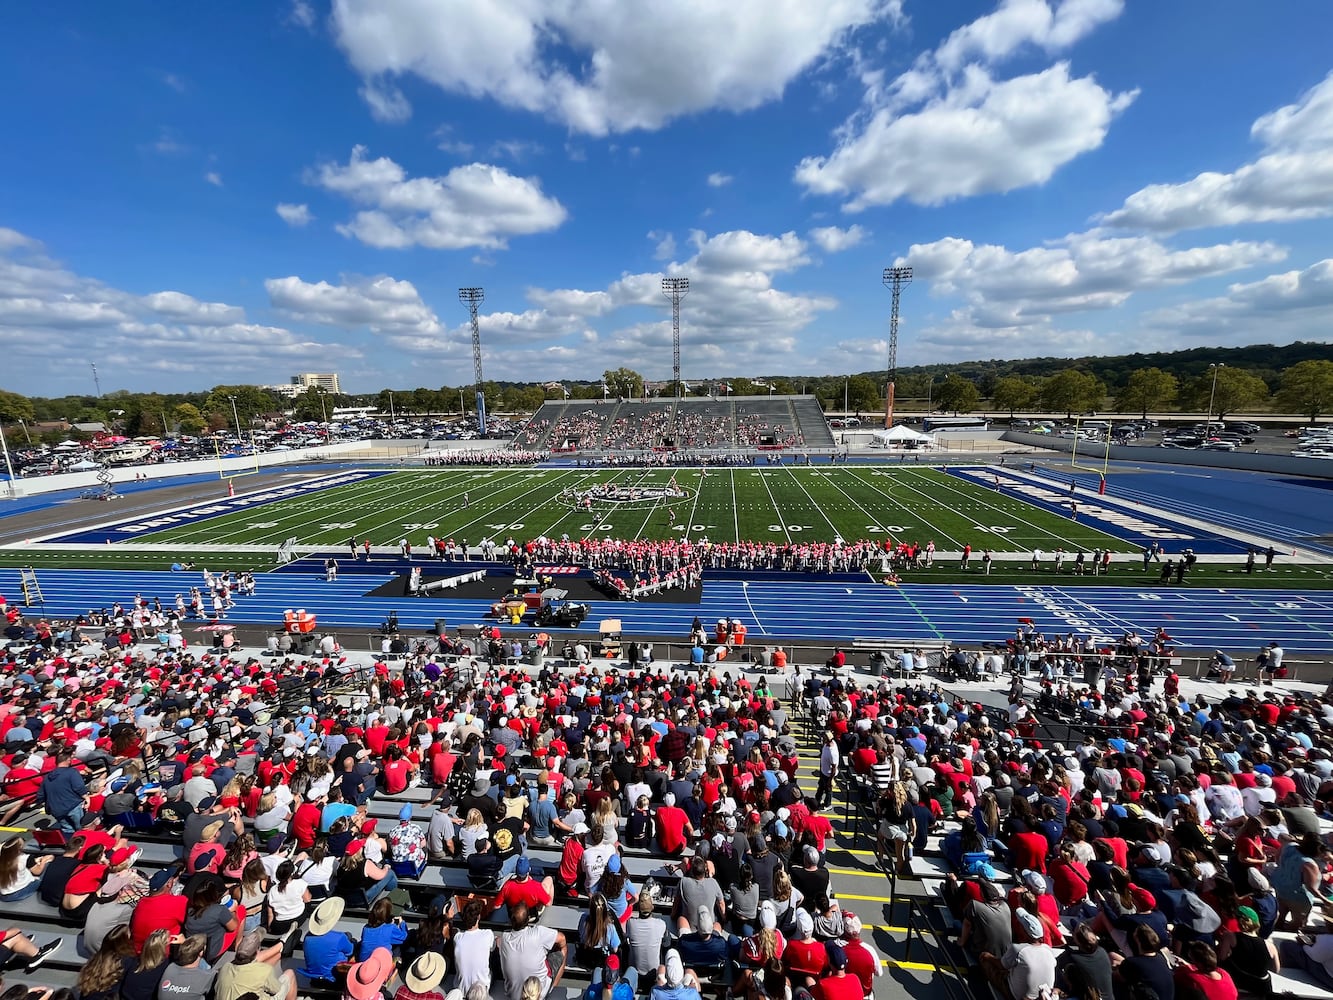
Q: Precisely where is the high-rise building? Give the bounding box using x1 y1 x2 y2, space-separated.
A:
292 372 341 394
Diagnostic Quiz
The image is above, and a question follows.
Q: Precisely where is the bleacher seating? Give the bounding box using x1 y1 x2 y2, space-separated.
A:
511 395 836 453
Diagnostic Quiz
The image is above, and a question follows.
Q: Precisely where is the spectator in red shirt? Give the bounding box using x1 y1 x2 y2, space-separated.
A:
130 868 188 953
291 794 324 851
491 857 553 915
1008 829 1049 874
655 793 694 856
813 944 861 1000
380 749 414 796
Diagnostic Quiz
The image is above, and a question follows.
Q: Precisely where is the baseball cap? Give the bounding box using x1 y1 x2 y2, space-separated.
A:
515 857 531 877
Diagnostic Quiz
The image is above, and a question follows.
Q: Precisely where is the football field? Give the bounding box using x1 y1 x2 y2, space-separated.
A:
119 466 1137 553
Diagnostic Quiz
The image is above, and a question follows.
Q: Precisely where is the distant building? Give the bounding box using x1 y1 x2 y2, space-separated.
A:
292 372 341 394
263 384 304 399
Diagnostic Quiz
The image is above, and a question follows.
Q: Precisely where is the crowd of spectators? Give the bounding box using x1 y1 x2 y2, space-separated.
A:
0 609 899 1000
4 566 1331 1000
514 402 814 455
422 453 546 467
819 641 1333 1000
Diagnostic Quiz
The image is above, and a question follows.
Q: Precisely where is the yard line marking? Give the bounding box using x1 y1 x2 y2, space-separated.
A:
780 466 845 539
753 468 790 544
729 469 741 542
843 468 963 548
796 465 889 537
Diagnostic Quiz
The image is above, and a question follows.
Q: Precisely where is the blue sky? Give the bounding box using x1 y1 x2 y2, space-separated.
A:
2 0 1333 397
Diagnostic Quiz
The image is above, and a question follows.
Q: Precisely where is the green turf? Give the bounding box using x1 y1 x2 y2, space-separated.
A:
128 467 1144 554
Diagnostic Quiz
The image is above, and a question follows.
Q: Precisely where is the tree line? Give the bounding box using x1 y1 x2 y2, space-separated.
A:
2 351 1331 447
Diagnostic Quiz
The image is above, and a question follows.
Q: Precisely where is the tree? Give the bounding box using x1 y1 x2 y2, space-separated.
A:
603 367 645 400
844 376 882 412
203 385 279 429
0 389 35 427
1190 367 1268 420
172 403 206 434
935 374 981 414
1277 360 1333 423
991 376 1039 418
1118 367 1178 418
290 388 333 422
1040 369 1106 418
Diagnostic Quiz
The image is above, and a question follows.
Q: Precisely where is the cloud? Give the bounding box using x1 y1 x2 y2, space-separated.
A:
1102 71 1333 232
358 226 835 380
266 274 444 336
489 139 543 161
359 80 412 123
204 171 223 187
288 0 316 30
707 172 733 188
434 125 475 157
329 0 899 135
145 128 189 156
809 224 868 252
276 203 314 227
0 228 357 389
933 0 1124 72
308 145 567 250
798 63 1135 210
162 72 187 93
525 287 615 318
898 230 1286 327
1144 257 1333 341
648 230 677 260
796 1 1133 209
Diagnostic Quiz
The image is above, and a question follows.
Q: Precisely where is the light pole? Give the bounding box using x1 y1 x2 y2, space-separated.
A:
227 396 241 439
0 421 18 490
388 391 395 424
459 389 465 416
1206 363 1225 430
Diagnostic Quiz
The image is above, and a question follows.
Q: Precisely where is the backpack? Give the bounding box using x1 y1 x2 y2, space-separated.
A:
1126 980 1161 1000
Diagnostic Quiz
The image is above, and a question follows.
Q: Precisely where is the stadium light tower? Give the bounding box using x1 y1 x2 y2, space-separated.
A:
459 287 487 435
881 266 913 429
662 277 689 398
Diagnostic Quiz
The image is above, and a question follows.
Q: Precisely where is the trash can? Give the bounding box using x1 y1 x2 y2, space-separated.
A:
434 618 449 638
526 645 544 668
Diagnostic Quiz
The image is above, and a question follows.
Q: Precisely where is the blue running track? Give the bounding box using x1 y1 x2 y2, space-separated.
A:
4 567 1330 653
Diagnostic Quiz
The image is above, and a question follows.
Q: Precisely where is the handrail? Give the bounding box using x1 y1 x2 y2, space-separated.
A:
902 897 977 1000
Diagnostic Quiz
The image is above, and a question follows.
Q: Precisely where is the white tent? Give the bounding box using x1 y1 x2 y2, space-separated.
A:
870 425 935 449
68 458 104 471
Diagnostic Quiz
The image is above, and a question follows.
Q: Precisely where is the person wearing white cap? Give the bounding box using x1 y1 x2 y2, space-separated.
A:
651 949 701 1000
980 907 1055 1000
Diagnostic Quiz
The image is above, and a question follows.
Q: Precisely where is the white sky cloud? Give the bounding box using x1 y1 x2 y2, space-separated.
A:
796 0 1133 209
1102 71 1333 232
707 172 733 188
266 274 444 336
329 0 899 135
276 203 313 227
898 230 1285 328
308 145 567 250
204 171 223 187
0 229 357 385
1144 257 1333 341
809 224 868 252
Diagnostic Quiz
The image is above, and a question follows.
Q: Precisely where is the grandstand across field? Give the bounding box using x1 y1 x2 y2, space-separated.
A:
513 394 836 453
